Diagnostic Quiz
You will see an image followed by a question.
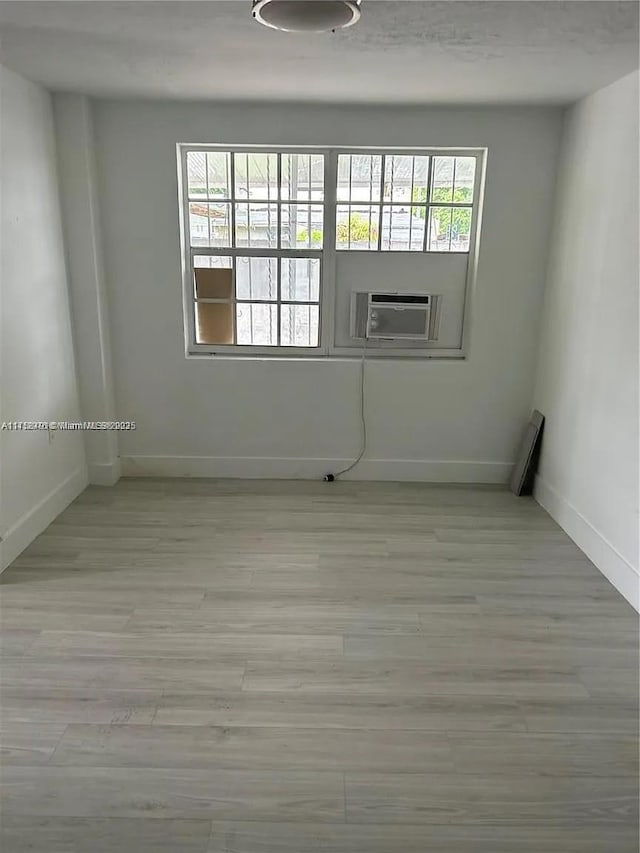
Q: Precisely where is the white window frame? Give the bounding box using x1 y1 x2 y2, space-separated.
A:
178 144 485 359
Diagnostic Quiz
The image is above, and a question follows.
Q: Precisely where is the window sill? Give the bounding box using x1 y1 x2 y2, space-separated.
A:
186 348 467 362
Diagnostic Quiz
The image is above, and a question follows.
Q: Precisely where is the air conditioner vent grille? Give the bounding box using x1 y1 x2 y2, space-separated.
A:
350 292 440 342
370 294 431 305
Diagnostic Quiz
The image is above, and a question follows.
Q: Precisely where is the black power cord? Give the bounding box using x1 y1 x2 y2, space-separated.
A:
324 337 368 481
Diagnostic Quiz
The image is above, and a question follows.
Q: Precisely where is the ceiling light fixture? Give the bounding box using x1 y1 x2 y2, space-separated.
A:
252 0 362 33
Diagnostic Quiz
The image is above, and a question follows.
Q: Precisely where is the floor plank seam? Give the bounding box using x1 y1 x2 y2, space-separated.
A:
343 772 348 823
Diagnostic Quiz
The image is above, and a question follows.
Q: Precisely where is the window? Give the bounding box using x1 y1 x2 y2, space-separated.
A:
336 153 476 252
179 146 483 356
182 149 324 349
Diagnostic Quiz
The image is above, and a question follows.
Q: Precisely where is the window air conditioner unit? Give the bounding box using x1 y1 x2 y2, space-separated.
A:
350 292 435 341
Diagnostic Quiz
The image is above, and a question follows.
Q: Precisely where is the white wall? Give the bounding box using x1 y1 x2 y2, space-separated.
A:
53 94 120 486
0 66 87 570
88 99 563 482
533 71 639 610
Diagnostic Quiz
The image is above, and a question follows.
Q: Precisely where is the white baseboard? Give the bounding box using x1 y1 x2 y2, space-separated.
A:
0 466 88 572
121 455 512 484
534 475 639 612
88 458 121 486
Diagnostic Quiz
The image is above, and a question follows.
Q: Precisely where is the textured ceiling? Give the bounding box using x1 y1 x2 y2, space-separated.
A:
0 1 637 104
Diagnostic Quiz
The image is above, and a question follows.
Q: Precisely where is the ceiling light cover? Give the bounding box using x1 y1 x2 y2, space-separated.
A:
252 0 362 33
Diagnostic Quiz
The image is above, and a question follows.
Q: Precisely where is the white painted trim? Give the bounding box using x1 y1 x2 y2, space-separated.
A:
0 466 88 572
88 459 122 486
121 455 511 484
534 475 640 612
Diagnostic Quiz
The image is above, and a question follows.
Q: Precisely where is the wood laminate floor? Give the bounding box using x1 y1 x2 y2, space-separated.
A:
1 479 638 852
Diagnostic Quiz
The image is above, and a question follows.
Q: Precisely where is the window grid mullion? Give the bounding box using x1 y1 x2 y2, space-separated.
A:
182 149 199 350
188 196 472 209
377 155 385 251
277 256 282 346
347 156 353 248
307 170 312 250
194 298 318 306
189 196 275 204
277 153 282 251
190 246 322 256
229 153 237 341
423 155 434 252
276 154 282 345
449 158 458 251
188 196 233 203
408 155 416 250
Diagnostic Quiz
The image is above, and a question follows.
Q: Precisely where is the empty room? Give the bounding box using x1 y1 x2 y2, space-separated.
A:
0 1 638 850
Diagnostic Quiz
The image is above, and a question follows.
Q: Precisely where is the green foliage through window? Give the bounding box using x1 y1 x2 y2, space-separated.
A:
411 186 472 219
187 185 226 197
336 213 379 245
432 186 473 204
296 228 324 245
430 207 472 243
